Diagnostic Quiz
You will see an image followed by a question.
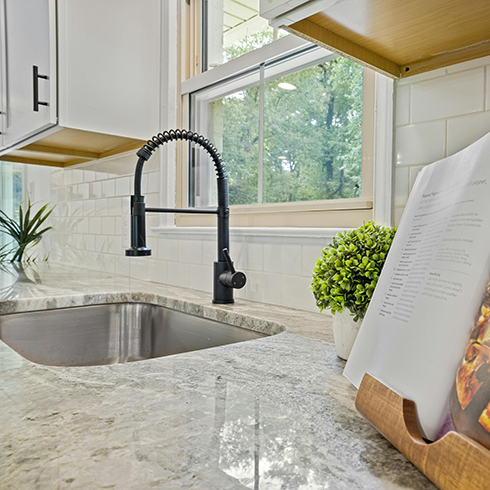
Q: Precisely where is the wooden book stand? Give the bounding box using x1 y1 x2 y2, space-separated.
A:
356 374 490 490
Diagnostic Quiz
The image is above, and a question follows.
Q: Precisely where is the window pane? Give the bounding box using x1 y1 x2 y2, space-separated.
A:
205 1 287 68
263 58 363 203
194 86 260 206
218 89 260 205
0 162 23 247
190 52 364 208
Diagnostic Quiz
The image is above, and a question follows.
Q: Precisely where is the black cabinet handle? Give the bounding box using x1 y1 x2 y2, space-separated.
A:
33 65 49 112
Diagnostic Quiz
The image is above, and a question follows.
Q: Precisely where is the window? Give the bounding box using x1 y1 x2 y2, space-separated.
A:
191 45 364 207
0 162 23 247
179 7 374 228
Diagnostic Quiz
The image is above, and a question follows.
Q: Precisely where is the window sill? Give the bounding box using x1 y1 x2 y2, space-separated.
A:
151 226 347 240
172 197 373 228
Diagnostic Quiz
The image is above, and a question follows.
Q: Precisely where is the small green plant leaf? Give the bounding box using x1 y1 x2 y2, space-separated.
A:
0 199 55 262
310 221 396 320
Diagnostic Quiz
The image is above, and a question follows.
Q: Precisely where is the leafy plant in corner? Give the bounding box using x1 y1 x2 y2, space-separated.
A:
0 200 54 262
310 221 396 321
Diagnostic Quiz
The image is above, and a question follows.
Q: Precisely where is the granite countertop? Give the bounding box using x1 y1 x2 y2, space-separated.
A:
0 263 436 489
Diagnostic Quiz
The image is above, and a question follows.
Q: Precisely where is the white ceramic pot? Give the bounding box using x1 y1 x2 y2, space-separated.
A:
332 309 362 361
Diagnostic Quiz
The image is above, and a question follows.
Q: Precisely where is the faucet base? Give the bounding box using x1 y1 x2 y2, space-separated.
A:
125 247 151 256
213 261 234 304
212 299 235 305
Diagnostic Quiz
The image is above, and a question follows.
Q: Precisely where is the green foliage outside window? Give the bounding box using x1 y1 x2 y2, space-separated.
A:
215 32 364 206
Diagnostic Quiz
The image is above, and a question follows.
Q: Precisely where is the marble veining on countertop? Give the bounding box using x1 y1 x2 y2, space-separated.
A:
0 263 436 489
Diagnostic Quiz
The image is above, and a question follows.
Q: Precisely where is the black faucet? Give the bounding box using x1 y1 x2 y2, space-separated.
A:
125 129 246 304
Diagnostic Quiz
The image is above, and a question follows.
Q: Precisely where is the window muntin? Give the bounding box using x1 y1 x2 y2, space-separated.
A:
190 47 364 208
203 1 287 69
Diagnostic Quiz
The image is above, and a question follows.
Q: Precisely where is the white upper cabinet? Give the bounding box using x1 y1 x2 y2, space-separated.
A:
57 0 161 140
0 0 162 167
1 0 57 147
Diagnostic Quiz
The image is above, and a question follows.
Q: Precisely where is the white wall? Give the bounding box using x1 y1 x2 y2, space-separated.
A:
394 55 490 224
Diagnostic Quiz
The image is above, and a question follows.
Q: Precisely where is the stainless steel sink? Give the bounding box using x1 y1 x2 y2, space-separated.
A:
0 303 267 366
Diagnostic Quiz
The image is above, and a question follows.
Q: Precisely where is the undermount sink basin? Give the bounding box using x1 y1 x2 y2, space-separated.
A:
0 303 267 367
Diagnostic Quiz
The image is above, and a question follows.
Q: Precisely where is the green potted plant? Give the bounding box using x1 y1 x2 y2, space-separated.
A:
310 221 396 360
0 199 54 262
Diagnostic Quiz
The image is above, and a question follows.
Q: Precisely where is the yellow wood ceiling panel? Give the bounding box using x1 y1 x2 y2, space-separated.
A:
286 0 490 78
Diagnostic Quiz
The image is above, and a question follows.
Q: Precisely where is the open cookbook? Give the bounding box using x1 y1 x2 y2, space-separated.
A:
344 131 490 445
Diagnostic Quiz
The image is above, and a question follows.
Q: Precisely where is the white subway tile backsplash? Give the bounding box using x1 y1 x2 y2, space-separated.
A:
95 199 108 216
396 121 446 165
109 235 122 255
95 235 108 252
130 257 148 281
115 177 130 197
85 234 95 251
396 67 447 87
394 166 410 207
141 174 148 194
256 271 283 306
89 181 102 199
395 84 410 126
411 68 485 123
394 206 405 226
235 241 263 272
447 111 490 156
84 170 96 182
202 240 216 265
72 169 84 184
146 237 158 253
102 180 115 198
78 183 89 200
145 193 159 208
96 172 108 181
51 171 63 187
158 238 179 262
122 196 131 213
264 243 301 276
167 261 190 288
101 254 116 274
108 197 122 216
282 275 317 312
189 264 212 293
301 244 323 277
63 171 72 186
115 255 131 276
78 218 89 234
102 217 116 236
148 172 160 193
409 165 425 192
178 239 202 264
89 217 102 235
147 259 167 284
83 201 95 216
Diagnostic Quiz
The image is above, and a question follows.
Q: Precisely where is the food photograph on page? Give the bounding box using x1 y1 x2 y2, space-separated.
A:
449 280 490 449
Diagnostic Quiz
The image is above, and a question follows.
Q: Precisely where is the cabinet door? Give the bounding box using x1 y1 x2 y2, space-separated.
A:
2 0 57 148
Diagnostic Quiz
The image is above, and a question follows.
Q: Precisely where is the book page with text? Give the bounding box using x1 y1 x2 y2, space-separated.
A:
344 132 490 440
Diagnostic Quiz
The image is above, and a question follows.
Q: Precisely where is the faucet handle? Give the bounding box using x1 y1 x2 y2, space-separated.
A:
219 248 246 289
222 248 236 273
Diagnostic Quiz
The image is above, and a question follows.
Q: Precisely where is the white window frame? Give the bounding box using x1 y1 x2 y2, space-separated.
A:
174 18 393 229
